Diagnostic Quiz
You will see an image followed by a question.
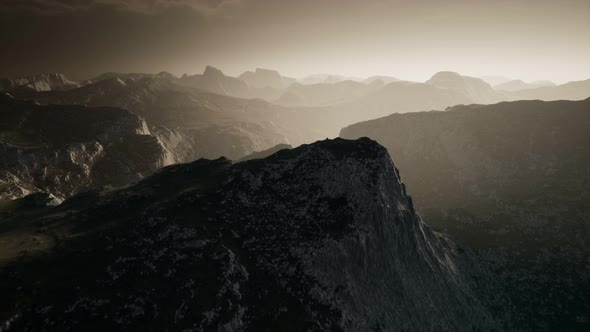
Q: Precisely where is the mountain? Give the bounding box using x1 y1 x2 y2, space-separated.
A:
179 65 249 98
511 79 590 101
298 74 362 85
238 68 295 89
0 73 78 92
317 72 504 131
238 143 292 161
494 79 556 91
426 71 500 104
0 93 168 200
276 80 381 107
479 75 513 86
340 98 590 330
238 68 296 100
363 75 400 85
81 71 176 85
9 76 323 161
0 138 495 330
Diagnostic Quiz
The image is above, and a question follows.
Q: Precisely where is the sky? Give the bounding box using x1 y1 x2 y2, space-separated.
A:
1 0 589 83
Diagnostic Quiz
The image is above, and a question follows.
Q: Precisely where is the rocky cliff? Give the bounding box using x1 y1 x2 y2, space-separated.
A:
0 138 495 331
0 93 167 200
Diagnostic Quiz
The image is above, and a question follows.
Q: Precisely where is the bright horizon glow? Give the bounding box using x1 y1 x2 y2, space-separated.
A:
1 0 589 85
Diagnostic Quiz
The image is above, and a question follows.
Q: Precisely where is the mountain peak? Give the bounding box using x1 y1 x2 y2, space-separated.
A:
255 67 280 75
203 65 224 77
428 71 463 82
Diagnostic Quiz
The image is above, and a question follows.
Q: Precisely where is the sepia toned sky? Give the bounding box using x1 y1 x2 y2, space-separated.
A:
1 0 589 83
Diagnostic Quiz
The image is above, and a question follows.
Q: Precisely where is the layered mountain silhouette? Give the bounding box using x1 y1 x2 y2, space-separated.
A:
340 98 590 330
10 75 308 162
493 79 555 91
363 75 400 85
0 138 496 330
238 68 295 89
510 79 590 101
298 74 362 85
276 80 383 107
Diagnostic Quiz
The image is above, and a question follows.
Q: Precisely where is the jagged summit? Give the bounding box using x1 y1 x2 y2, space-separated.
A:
0 137 494 330
203 65 224 76
0 72 78 92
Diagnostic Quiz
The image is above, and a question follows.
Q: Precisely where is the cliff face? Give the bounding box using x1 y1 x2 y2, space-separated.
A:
340 98 590 330
0 94 167 200
0 138 494 331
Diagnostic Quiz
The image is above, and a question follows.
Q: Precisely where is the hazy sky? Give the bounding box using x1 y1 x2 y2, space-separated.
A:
1 0 589 83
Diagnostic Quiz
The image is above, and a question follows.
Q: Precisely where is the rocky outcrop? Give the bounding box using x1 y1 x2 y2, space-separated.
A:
0 93 167 200
0 138 495 330
239 143 292 161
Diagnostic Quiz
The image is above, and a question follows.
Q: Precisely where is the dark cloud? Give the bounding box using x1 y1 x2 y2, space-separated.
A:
0 0 237 15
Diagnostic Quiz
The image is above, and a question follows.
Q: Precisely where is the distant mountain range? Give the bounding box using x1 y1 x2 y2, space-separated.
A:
3 69 589 178
3 68 588 106
341 98 590 330
493 79 555 91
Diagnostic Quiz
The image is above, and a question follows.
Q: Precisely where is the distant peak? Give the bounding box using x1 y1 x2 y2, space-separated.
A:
203 65 224 77
255 68 280 75
429 71 462 80
156 71 176 79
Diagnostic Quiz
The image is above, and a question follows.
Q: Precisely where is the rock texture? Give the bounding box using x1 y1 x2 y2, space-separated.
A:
0 138 495 331
341 98 590 330
0 73 78 92
11 75 310 161
0 93 167 200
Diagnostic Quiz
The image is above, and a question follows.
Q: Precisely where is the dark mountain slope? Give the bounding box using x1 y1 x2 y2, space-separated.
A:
341 98 590 330
0 138 494 331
